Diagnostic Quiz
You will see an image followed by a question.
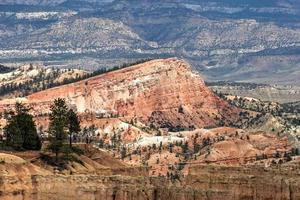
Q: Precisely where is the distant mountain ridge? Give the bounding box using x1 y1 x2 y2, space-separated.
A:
0 0 300 85
0 64 13 73
0 0 114 6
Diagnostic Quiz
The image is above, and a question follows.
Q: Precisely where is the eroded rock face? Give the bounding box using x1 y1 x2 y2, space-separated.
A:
0 58 240 129
1 164 299 200
186 165 300 200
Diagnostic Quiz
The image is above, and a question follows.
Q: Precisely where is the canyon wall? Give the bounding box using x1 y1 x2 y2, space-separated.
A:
186 164 300 200
1 164 299 200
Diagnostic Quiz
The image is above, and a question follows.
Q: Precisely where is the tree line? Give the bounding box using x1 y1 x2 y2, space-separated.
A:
0 59 154 97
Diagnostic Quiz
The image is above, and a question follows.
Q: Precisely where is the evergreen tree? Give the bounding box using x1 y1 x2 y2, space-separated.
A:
111 133 117 148
68 109 81 148
4 102 41 150
182 141 189 154
181 141 189 160
193 134 200 154
15 103 41 150
168 143 173 153
4 118 23 150
120 146 127 160
48 98 69 161
159 141 163 152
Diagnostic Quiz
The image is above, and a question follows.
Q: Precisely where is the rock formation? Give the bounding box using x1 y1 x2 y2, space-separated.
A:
0 58 240 129
0 59 298 200
0 154 299 200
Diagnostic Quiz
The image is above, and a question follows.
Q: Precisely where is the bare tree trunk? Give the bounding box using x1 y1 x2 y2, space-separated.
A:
69 133 72 148
55 151 58 162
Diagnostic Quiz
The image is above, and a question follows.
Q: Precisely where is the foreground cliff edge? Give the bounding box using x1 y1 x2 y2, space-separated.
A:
0 150 299 200
0 58 299 200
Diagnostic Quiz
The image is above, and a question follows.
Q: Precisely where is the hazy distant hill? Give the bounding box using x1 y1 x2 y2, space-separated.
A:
0 0 114 6
0 0 300 85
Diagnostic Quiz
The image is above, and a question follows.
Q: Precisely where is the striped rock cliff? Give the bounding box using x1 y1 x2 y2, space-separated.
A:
0 58 240 129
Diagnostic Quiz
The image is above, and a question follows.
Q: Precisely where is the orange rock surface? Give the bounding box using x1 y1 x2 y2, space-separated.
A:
0 58 240 129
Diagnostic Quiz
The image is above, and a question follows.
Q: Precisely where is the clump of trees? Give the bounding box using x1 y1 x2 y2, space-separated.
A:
3 102 41 150
48 98 81 162
1 98 82 164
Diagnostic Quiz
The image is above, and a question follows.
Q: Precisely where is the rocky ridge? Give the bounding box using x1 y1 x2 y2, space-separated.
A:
0 58 241 129
0 63 87 99
1 1 300 84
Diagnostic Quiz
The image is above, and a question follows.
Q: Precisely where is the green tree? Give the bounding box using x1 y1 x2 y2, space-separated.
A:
4 102 41 150
4 118 23 150
181 141 189 160
16 103 41 150
193 134 200 154
181 141 189 154
120 146 127 160
68 109 81 148
48 98 69 161
168 143 173 153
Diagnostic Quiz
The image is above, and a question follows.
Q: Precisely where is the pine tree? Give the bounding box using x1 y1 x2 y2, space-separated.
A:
193 136 200 154
168 143 173 153
48 98 69 161
159 141 163 152
182 141 189 154
68 109 81 148
120 146 127 160
15 103 41 150
4 118 23 150
4 102 41 150
181 141 189 160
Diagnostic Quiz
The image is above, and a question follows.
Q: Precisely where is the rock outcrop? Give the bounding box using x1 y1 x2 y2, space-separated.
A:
185 164 300 200
1 161 299 200
0 58 240 129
